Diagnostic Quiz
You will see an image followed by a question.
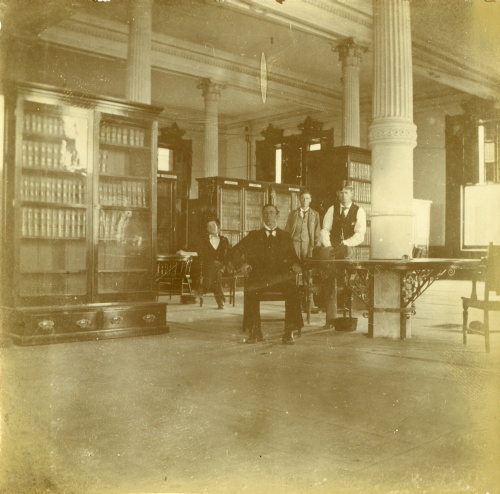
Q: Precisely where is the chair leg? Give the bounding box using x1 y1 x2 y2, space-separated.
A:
485 308 490 353
462 301 468 345
231 279 235 307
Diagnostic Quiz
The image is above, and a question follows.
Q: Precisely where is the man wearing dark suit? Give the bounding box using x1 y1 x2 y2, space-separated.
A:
228 204 303 344
198 218 230 309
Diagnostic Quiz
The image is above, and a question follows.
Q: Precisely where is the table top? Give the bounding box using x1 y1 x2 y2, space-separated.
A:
304 258 482 271
157 253 194 261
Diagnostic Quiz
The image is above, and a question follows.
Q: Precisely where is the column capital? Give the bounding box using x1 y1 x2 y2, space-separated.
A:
333 38 367 67
197 78 224 98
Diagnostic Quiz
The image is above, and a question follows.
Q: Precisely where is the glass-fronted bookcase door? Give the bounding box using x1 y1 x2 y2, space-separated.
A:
96 116 155 300
243 185 267 237
218 184 242 246
16 99 93 306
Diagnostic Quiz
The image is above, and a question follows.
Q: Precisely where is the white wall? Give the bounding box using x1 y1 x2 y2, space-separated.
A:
413 103 462 247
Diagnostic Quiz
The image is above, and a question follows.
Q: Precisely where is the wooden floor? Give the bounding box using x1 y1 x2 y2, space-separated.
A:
1 280 499 494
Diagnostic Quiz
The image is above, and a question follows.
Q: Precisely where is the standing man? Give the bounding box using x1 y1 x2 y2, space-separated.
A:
319 182 367 328
285 190 321 260
320 182 366 258
285 190 321 312
228 204 303 344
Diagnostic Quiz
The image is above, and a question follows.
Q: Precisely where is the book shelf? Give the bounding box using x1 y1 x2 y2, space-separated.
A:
196 177 304 246
306 146 371 259
1 81 168 345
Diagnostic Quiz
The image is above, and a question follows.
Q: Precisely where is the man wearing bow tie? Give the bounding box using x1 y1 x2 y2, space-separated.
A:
228 204 303 344
318 182 367 328
320 182 366 258
198 218 230 309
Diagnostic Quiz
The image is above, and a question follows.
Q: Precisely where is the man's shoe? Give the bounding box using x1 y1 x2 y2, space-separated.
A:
282 333 295 345
217 302 225 309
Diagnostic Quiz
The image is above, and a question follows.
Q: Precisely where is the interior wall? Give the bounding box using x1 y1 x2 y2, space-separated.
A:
413 104 463 247
223 127 248 180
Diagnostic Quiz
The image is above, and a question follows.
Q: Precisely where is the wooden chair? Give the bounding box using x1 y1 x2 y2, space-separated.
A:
462 243 500 353
242 273 303 337
156 255 193 301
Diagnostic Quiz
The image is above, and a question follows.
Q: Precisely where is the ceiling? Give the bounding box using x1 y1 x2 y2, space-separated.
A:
1 0 499 129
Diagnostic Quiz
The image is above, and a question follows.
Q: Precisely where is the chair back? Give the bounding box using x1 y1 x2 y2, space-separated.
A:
179 257 192 278
485 243 500 296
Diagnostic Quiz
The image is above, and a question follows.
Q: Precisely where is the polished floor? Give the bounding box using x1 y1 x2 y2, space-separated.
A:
1 280 499 494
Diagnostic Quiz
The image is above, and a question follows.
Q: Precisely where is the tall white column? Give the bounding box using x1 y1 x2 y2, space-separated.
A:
369 0 417 259
198 78 223 177
334 38 366 147
368 0 417 339
126 0 152 104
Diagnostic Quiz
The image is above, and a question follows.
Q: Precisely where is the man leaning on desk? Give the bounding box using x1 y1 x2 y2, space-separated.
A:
315 181 367 328
319 181 367 258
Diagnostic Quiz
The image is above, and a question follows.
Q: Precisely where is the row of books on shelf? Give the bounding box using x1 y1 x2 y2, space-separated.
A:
22 140 84 171
99 210 133 242
349 161 371 181
22 207 86 239
23 112 65 137
351 246 370 260
100 123 146 147
99 180 147 207
351 181 371 203
22 175 86 204
361 226 371 246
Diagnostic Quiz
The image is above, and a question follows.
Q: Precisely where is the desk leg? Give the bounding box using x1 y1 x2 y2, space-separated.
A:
324 275 337 329
368 274 374 338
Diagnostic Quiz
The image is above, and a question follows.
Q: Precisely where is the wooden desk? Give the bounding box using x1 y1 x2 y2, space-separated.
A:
304 258 481 339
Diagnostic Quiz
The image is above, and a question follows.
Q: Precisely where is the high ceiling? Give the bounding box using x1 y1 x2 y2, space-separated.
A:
1 0 499 128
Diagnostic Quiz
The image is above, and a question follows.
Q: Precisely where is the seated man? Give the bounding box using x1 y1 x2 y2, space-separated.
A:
197 217 230 309
228 204 303 344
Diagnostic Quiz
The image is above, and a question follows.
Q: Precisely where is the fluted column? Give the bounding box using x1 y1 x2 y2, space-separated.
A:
198 78 223 177
126 0 152 104
368 0 417 339
369 0 417 258
334 38 366 147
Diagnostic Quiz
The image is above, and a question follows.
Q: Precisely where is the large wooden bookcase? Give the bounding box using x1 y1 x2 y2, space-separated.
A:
1 81 168 345
306 145 371 259
196 176 304 246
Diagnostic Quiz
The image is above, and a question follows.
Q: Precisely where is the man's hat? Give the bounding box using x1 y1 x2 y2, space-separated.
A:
338 180 354 191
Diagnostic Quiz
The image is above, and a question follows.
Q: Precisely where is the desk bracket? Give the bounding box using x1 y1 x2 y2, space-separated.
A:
402 267 454 309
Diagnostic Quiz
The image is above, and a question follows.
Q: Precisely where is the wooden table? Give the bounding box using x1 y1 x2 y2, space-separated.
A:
303 258 481 339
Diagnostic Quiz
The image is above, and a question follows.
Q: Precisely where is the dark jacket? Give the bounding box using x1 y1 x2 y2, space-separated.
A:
197 235 229 289
228 227 299 282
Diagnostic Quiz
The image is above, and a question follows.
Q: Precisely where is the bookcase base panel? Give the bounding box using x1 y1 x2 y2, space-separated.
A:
2 302 169 346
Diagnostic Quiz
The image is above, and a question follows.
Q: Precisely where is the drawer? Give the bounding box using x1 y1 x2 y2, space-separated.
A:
101 304 166 330
11 309 99 337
